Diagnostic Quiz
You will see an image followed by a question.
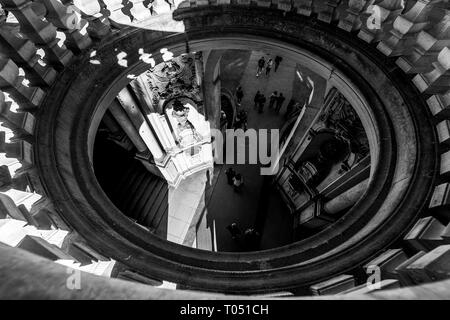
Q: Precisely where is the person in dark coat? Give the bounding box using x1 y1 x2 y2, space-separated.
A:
265 58 273 76
254 91 261 109
233 173 244 192
226 222 241 240
269 91 278 109
275 93 286 113
238 110 248 131
258 94 266 114
274 55 283 72
256 56 266 77
236 86 244 104
225 167 236 185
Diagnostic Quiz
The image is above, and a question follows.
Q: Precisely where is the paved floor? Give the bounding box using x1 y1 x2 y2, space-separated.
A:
195 50 307 252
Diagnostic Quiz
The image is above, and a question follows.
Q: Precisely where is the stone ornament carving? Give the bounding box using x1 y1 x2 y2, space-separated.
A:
171 99 202 155
145 53 202 112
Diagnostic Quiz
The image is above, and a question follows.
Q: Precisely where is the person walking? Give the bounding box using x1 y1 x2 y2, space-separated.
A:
275 93 286 113
256 56 265 77
265 58 273 76
274 55 283 72
254 91 261 109
233 173 244 192
225 167 236 185
258 94 266 114
269 91 278 109
233 112 241 130
236 86 244 104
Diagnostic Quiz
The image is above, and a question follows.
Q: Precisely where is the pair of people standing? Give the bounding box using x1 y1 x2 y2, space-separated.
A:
256 56 274 77
268 91 286 113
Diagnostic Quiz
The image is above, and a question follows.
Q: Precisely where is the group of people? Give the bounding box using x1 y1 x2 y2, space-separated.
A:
225 167 244 193
256 55 283 77
254 90 286 114
234 109 248 130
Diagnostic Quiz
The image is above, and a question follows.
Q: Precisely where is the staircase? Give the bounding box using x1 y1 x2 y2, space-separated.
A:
94 136 169 233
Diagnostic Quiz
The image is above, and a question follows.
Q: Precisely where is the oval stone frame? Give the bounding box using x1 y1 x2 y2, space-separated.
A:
34 8 437 293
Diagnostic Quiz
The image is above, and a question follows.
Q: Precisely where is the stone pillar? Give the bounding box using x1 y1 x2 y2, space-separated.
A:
203 50 223 130
194 51 203 90
129 77 157 114
108 98 148 153
117 87 165 160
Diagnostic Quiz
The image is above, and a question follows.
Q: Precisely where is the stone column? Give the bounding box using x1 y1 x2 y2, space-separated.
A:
117 87 165 160
203 50 223 130
108 99 148 153
129 76 157 114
